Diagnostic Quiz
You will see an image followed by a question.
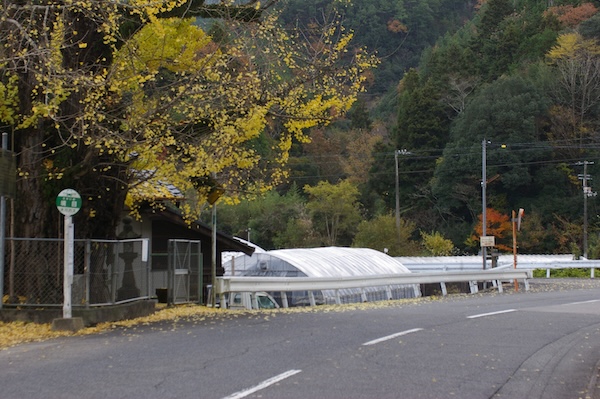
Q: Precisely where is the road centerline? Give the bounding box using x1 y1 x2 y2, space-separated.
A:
467 309 517 319
362 328 424 346
564 299 600 306
222 369 302 399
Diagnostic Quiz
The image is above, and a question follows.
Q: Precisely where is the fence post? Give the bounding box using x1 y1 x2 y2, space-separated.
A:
167 240 173 305
0 132 9 310
111 242 118 304
197 242 203 304
144 239 150 301
85 240 90 308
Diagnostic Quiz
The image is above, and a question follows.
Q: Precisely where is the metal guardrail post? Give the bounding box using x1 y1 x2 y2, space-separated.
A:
469 281 478 294
360 289 367 302
308 292 316 307
413 284 421 297
281 292 289 308
440 282 447 296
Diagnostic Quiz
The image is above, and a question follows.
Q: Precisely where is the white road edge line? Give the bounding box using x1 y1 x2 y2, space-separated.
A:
222 369 302 399
467 309 517 319
362 328 424 346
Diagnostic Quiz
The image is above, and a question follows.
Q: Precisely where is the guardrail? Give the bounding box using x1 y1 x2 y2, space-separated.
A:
215 269 532 308
527 259 600 278
397 255 600 278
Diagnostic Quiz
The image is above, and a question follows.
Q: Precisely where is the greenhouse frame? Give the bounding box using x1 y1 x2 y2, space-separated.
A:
223 247 421 306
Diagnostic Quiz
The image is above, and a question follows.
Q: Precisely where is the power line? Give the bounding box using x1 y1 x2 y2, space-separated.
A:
285 154 600 181
279 138 600 182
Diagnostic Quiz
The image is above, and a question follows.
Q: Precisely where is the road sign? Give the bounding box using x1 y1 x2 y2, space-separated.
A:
56 189 82 216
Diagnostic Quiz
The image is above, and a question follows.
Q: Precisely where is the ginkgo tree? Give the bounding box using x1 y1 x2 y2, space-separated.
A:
0 0 377 238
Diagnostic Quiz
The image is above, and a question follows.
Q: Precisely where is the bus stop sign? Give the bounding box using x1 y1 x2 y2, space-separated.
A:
56 189 82 216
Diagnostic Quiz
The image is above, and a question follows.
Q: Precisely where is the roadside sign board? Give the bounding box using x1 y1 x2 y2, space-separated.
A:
480 236 495 247
56 189 82 216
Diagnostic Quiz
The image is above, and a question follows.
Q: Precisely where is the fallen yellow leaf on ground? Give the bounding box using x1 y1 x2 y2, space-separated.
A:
0 297 434 350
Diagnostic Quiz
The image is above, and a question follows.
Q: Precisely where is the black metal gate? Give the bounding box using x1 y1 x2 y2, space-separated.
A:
167 239 202 304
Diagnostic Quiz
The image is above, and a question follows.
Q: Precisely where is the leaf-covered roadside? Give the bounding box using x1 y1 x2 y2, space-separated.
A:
0 298 436 350
0 304 223 350
0 321 71 349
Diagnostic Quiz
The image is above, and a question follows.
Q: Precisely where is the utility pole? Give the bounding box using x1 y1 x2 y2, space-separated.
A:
512 208 524 292
482 139 488 269
207 173 223 307
395 150 400 232
394 149 412 233
578 161 596 259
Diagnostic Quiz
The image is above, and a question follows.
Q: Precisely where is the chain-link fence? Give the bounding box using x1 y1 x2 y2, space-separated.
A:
2 238 150 307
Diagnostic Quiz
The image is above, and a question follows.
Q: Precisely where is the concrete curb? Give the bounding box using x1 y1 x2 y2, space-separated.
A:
51 317 85 332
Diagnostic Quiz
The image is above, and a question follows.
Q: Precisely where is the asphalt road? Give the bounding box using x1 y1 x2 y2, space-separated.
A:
2 279 600 399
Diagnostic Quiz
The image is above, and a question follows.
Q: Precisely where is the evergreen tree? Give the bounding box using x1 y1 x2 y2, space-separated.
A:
432 75 551 226
470 0 515 79
395 69 451 216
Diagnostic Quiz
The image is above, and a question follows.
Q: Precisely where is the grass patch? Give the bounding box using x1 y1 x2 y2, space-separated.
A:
532 268 594 278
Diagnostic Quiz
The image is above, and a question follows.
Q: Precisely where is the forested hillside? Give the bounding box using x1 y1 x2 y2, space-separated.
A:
6 0 593 256
216 0 600 258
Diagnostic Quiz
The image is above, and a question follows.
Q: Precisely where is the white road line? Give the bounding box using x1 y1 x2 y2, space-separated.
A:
564 299 600 305
362 328 424 346
467 309 517 319
222 369 302 399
